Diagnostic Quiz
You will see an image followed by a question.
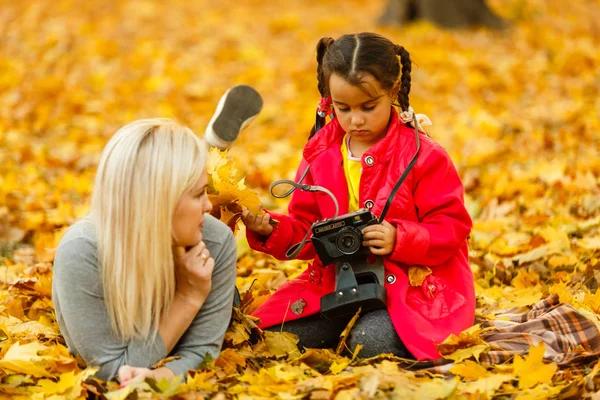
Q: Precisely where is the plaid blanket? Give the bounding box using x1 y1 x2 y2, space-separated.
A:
374 294 600 374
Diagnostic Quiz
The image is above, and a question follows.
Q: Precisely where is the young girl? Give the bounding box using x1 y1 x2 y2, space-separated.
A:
241 32 475 360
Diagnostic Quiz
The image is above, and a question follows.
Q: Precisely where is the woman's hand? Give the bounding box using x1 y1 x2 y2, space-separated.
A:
118 366 175 386
241 208 274 236
362 220 397 256
118 366 154 386
173 241 214 306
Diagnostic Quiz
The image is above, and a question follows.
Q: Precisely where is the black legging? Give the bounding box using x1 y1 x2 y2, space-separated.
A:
265 309 413 358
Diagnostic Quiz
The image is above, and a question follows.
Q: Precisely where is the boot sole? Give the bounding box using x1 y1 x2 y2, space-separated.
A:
209 85 263 143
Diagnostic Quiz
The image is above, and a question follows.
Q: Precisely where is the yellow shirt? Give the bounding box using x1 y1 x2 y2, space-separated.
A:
340 134 362 212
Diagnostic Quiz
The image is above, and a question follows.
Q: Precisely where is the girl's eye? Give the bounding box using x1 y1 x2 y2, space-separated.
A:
363 105 376 111
195 189 207 199
337 107 350 113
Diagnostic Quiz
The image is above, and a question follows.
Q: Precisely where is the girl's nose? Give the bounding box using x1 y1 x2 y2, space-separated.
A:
351 113 364 127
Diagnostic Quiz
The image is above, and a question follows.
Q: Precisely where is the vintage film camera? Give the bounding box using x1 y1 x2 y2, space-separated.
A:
311 208 378 265
310 209 387 319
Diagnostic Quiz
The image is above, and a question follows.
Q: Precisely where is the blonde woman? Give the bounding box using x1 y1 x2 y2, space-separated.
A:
52 118 237 383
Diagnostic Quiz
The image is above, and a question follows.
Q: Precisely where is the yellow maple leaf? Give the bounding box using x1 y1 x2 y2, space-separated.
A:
408 266 432 287
185 370 218 392
330 344 362 375
549 281 573 304
511 269 540 290
444 344 490 363
225 321 251 346
207 147 262 214
513 342 557 389
262 331 300 358
459 374 514 397
583 288 600 313
393 375 458 400
513 383 564 400
215 348 247 374
31 370 78 395
0 341 52 377
439 324 489 362
450 360 491 381
210 180 263 214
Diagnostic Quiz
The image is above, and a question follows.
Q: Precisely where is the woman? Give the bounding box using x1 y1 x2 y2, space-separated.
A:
52 118 237 383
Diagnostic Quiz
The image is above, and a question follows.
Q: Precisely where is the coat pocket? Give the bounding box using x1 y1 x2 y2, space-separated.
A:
406 275 466 320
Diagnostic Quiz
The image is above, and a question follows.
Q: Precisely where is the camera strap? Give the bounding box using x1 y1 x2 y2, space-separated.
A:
378 115 421 223
269 167 341 259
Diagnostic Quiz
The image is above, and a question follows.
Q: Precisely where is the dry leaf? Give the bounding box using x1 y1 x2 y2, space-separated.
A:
408 266 432 287
513 343 558 389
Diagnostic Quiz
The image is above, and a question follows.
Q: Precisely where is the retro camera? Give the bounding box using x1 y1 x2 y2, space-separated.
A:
310 209 387 319
311 209 378 266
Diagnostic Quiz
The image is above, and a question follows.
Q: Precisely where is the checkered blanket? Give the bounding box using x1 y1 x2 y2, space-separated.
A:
381 294 600 373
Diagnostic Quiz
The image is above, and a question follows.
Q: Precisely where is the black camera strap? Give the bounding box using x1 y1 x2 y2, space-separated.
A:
272 110 422 259
378 115 421 223
269 168 340 259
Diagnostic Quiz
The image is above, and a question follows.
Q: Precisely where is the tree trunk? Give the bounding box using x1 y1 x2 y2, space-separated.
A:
378 0 506 30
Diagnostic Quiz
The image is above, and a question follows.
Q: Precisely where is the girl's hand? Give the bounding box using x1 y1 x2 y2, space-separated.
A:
362 220 397 256
173 241 214 306
118 365 154 386
241 207 274 236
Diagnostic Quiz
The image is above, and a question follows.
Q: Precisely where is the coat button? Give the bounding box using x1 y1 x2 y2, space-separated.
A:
386 274 396 284
365 200 374 209
364 155 375 166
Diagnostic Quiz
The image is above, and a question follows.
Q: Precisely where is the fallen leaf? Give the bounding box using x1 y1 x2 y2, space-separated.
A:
408 266 432 287
513 342 558 389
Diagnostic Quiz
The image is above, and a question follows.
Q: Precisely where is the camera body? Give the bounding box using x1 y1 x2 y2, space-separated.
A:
311 208 378 266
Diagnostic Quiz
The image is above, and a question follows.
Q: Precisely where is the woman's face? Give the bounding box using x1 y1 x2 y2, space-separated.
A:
329 72 395 147
172 168 213 247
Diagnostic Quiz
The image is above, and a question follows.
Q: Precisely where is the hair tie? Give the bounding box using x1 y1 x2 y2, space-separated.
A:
317 96 335 119
399 107 432 133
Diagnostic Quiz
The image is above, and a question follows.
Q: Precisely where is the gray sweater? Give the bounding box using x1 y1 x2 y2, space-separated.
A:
51 214 237 381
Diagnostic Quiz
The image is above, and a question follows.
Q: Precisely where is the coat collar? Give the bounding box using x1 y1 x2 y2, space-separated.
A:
303 108 406 164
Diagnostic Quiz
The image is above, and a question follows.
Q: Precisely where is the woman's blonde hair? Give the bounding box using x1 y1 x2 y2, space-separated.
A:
91 118 207 341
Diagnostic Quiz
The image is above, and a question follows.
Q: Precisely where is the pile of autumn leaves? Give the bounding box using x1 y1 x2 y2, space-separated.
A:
1 146 600 399
1 0 600 398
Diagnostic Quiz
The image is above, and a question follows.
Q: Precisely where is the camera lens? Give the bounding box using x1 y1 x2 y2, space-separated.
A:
335 227 362 255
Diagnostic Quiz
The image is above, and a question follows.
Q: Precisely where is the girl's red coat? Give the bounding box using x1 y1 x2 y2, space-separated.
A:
247 109 475 360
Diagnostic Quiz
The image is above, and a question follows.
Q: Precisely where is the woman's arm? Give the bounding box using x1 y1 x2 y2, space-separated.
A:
161 216 237 377
52 232 167 381
158 291 206 353
388 145 472 266
52 219 223 382
159 239 214 353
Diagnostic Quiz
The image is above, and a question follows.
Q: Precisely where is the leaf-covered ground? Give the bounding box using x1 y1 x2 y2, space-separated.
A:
1 0 600 398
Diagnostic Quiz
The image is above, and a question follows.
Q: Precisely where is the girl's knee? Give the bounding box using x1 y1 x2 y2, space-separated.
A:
347 310 408 358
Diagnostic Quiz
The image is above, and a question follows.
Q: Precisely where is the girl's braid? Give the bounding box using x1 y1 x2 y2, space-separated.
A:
393 44 411 112
316 37 335 97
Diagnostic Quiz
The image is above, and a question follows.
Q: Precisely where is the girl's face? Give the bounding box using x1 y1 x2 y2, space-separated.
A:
172 168 213 247
329 72 396 147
